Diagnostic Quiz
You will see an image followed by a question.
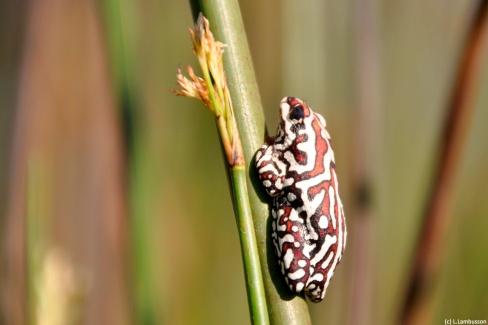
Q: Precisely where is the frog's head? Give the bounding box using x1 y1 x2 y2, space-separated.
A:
278 97 314 136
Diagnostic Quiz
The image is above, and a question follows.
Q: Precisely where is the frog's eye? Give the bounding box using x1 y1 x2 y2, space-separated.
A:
289 104 304 120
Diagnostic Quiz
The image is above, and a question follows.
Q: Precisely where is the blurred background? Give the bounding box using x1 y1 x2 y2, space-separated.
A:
1 0 487 324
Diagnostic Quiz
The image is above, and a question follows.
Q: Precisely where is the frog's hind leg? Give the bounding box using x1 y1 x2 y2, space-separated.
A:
274 204 312 293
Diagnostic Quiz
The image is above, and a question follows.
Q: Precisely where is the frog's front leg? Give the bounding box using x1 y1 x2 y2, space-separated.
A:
255 141 286 197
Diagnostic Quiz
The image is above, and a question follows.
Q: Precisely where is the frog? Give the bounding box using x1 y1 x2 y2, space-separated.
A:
255 96 347 302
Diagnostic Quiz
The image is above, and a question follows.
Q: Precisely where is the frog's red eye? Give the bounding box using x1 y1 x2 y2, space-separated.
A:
290 104 304 120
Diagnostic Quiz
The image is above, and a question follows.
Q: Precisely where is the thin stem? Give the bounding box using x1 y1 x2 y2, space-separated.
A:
101 0 147 323
188 1 312 324
216 115 233 165
174 13 268 323
399 1 488 324
232 166 269 325
200 60 221 116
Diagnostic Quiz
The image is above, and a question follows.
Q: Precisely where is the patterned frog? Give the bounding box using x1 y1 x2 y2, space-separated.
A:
255 97 347 302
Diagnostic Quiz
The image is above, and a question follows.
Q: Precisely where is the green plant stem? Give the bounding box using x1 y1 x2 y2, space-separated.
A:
200 61 221 116
231 166 269 325
189 1 312 324
101 1 152 323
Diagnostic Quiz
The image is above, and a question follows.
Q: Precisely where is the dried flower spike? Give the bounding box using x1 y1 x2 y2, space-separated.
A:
173 65 210 108
171 13 242 166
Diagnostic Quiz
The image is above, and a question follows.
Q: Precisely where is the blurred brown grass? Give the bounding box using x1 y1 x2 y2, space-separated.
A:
1 0 487 324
